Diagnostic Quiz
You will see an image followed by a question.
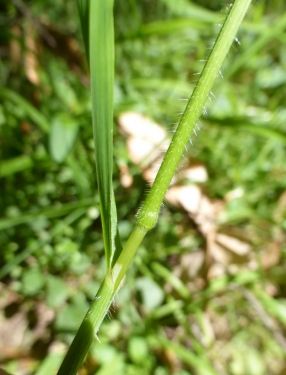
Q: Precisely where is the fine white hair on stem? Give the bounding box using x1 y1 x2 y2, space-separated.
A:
171 121 179 132
94 333 101 343
91 295 101 302
143 187 151 197
88 295 101 308
190 79 199 86
218 70 224 79
234 36 241 45
106 310 112 321
202 106 208 118
206 40 215 51
209 91 216 99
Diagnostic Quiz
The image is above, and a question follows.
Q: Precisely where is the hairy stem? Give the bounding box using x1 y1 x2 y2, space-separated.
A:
57 0 252 373
57 273 114 375
136 0 252 230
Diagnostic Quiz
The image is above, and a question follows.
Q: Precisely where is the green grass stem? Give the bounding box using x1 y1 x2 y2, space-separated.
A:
57 273 115 375
136 0 252 231
57 1 252 373
57 226 147 375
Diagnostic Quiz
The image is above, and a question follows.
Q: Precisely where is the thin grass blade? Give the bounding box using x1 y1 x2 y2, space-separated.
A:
89 0 119 269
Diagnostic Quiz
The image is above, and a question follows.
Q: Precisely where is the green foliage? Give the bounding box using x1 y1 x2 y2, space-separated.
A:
1 0 286 374
49 113 79 163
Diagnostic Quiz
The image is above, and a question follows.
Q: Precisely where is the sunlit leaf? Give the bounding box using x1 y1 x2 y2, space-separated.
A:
89 0 120 268
49 113 78 163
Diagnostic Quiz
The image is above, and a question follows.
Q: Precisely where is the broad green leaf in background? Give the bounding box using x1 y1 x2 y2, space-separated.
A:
54 292 89 332
21 267 45 296
46 275 69 309
128 336 149 365
49 113 79 163
35 353 64 375
159 0 220 23
0 155 33 178
0 88 50 132
135 277 164 311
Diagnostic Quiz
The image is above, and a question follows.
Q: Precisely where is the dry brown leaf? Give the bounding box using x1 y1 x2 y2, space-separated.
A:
207 263 226 279
10 25 22 72
225 187 244 202
260 242 281 270
0 310 29 360
210 241 235 266
264 283 278 297
118 112 168 167
179 164 208 183
166 185 221 237
216 233 251 256
119 164 133 188
24 22 40 85
274 190 286 222
209 236 252 274
166 185 202 213
0 283 22 310
32 301 54 340
173 250 205 281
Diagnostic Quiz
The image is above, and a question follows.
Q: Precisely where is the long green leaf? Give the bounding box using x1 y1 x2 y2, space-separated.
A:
0 198 95 231
89 0 118 269
77 0 89 62
149 336 220 375
0 88 50 132
209 116 286 143
0 155 33 177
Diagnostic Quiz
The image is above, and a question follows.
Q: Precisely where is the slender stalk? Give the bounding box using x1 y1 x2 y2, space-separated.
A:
57 273 114 375
57 1 252 373
112 225 147 291
136 0 252 231
57 227 148 375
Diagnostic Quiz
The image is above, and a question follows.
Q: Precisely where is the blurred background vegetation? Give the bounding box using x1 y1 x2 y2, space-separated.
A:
1 0 286 374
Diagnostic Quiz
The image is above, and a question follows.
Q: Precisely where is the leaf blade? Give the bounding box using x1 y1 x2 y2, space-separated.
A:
77 0 89 62
89 0 117 268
